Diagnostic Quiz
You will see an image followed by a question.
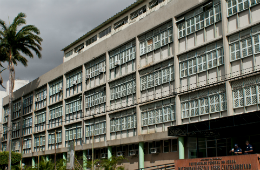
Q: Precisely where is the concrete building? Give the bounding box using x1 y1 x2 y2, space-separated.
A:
0 80 29 124
2 0 260 169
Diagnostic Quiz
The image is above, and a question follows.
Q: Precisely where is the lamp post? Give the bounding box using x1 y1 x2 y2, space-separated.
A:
55 130 57 170
38 135 45 170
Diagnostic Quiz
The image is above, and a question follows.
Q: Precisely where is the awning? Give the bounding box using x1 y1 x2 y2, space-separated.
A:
168 111 260 138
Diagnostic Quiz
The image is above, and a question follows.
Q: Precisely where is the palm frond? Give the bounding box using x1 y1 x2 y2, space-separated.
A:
12 53 28 66
10 12 26 31
0 19 8 31
16 24 40 36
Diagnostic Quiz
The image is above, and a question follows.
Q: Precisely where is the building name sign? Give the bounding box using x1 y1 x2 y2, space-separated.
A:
175 154 260 170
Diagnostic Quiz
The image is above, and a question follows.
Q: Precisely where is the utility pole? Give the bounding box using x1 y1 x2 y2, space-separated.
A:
8 61 14 170
37 135 44 170
92 131 94 170
7 93 12 170
55 130 57 170
21 138 23 170
73 135 75 170
38 137 40 170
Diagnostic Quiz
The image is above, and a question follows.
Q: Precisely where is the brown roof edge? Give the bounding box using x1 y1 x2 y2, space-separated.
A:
61 0 145 52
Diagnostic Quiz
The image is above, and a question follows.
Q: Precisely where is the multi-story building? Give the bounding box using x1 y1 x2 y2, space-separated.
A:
2 0 260 169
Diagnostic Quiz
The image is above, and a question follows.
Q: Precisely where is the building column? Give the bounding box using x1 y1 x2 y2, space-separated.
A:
32 157 35 167
62 75 66 148
63 152 67 166
172 17 182 125
221 0 233 116
105 51 111 141
135 37 142 136
178 137 185 159
83 150 87 170
139 142 144 169
108 146 112 159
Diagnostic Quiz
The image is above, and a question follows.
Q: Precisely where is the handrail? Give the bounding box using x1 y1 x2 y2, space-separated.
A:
136 163 175 170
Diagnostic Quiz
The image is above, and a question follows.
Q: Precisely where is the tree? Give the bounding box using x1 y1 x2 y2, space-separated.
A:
0 12 42 170
0 151 22 170
56 159 67 170
100 156 126 170
84 159 100 169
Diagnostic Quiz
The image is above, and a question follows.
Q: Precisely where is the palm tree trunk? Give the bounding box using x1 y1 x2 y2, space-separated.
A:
7 50 12 170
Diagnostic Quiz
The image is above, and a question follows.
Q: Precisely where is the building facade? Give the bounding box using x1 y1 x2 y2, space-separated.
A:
2 0 260 169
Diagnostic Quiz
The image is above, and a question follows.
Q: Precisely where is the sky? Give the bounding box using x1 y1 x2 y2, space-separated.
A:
0 0 137 91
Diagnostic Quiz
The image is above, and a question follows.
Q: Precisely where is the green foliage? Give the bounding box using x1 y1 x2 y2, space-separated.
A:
0 12 43 67
0 151 22 170
116 166 125 170
84 159 100 169
56 159 67 170
22 158 66 170
100 156 126 170
37 157 54 170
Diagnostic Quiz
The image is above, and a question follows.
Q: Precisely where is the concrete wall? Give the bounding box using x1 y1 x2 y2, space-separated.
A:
2 0 260 169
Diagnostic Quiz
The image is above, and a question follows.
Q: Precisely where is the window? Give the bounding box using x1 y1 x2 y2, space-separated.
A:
241 38 252 57
179 40 223 78
140 62 174 91
214 4 221 22
74 43 84 53
181 85 226 118
141 98 175 126
130 6 146 20
85 87 106 109
186 18 195 35
110 109 136 132
66 70 82 89
49 105 62 127
227 0 237 16
65 50 73 58
86 35 97 46
99 27 111 38
171 139 177 152
227 0 258 16
109 40 136 69
114 16 128 29
49 80 63 104
253 34 260 53
195 14 204 31
149 0 164 9
65 97 82 114
65 124 82 141
139 21 173 55
230 42 240 60
23 117 32 135
35 111 46 126
207 50 217 69
86 55 106 78
250 0 260 6
85 117 106 137
178 22 186 39
164 140 169 153
12 101 21 119
110 75 135 100
178 0 221 39
232 76 260 108
238 0 249 12
35 89 47 110
229 28 260 62
205 8 214 26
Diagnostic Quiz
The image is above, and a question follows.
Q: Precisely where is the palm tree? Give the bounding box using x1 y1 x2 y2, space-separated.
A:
0 12 43 170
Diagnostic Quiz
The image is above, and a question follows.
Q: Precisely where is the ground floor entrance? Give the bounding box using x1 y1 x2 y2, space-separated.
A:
169 111 260 159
